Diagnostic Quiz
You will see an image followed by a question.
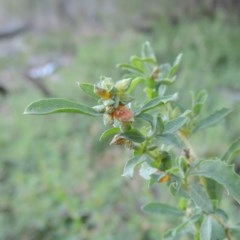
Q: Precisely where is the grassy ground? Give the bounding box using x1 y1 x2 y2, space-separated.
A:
1 2 240 239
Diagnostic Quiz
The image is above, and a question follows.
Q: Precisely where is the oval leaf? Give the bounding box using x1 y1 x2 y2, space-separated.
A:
99 127 120 141
24 98 99 116
190 159 240 204
156 133 181 148
78 83 99 100
122 155 146 178
119 129 145 143
193 108 232 133
200 216 212 240
169 53 182 77
141 41 156 61
138 93 178 114
164 116 188 134
142 202 184 217
188 182 214 214
221 138 240 164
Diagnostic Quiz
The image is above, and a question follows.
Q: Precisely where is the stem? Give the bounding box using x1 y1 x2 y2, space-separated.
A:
212 214 232 240
177 130 197 163
194 222 200 240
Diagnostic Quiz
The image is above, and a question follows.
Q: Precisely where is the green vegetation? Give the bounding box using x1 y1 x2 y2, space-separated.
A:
1 3 240 239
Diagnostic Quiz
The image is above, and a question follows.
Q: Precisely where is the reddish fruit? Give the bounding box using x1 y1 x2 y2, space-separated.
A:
113 105 134 122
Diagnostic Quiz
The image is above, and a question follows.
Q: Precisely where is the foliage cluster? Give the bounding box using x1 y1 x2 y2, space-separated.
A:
24 42 240 239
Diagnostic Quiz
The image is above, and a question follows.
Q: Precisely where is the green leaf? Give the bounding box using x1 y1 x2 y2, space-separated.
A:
164 116 188 134
188 182 214 214
152 115 164 135
221 138 240 164
24 98 99 116
116 63 144 74
126 77 144 93
191 90 208 116
229 225 240 239
135 113 154 127
164 213 201 238
142 202 184 217
131 56 156 65
99 127 120 141
193 108 231 133
139 162 156 180
138 93 178 114
159 63 171 76
130 55 144 70
122 155 146 178
156 133 181 148
211 217 225 240
190 159 240 204
200 216 212 240
141 41 156 61
78 83 99 100
169 53 182 76
119 129 145 143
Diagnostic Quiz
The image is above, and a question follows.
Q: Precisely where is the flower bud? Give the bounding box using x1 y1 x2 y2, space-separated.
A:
94 85 111 99
115 78 132 92
110 134 127 145
105 105 115 114
113 105 134 122
151 67 160 79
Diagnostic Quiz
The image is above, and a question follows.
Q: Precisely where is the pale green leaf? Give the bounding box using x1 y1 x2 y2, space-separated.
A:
190 159 240 204
78 83 99 100
211 217 225 240
122 155 145 178
24 98 99 116
130 56 156 69
126 77 144 93
193 108 232 133
116 63 144 74
138 93 178 114
142 202 184 217
188 182 214 214
156 133 181 147
200 216 212 240
141 41 156 61
139 162 156 180
164 116 188 134
221 138 240 164
135 113 154 126
169 53 182 76
99 127 120 141
191 90 208 116
164 213 201 238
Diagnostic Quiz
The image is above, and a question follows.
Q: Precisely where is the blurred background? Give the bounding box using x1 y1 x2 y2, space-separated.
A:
0 0 240 239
